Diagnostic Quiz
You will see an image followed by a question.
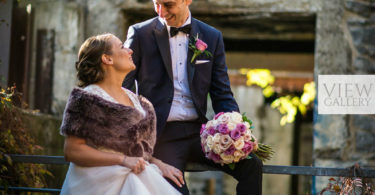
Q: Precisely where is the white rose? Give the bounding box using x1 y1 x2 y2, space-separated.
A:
211 119 219 127
204 145 210 152
227 122 236 131
206 121 214 129
218 115 230 124
219 134 233 150
234 137 245 150
220 153 234 164
230 112 243 123
244 121 251 129
212 143 222 154
206 135 214 149
243 130 253 142
213 133 221 144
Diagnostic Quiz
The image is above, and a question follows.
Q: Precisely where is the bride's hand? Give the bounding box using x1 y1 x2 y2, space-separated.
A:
122 156 147 174
151 158 184 187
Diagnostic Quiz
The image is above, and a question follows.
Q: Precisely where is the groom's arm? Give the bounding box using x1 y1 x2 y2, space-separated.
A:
209 31 240 113
123 25 141 89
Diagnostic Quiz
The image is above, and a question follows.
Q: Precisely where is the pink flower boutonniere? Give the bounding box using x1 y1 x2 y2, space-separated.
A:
189 33 212 63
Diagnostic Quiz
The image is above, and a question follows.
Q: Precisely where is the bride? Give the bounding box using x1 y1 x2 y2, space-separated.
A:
60 33 182 195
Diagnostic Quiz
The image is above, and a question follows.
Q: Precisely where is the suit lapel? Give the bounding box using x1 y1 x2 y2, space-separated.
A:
187 18 201 87
153 20 173 81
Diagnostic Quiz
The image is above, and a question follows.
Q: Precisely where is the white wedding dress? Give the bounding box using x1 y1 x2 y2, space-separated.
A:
60 85 181 195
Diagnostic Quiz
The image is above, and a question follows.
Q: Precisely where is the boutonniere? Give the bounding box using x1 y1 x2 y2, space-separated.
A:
189 33 212 63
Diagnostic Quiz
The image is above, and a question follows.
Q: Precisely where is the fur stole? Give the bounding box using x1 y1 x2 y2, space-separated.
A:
60 88 157 160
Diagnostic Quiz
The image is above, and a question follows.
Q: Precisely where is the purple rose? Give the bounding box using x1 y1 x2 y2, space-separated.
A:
207 152 221 163
230 129 241 140
201 131 208 139
242 142 254 154
200 124 206 135
214 112 224 120
195 39 208 51
224 145 236 155
217 124 229 134
236 123 246 134
207 127 216 136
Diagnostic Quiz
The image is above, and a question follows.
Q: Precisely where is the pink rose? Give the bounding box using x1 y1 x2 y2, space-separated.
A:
207 151 221 163
217 124 229 134
214 112 224 120
224 145 236 155
195 39 208 51
200 124 206 135
207 127 216 136
230 129 241 140
242 142 254 154
236 123 246 134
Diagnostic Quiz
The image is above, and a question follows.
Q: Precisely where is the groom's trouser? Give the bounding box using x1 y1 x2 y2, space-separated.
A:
153 121 263 195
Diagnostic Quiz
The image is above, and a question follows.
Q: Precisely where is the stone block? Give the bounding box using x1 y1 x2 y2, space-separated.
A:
345 0 374 17
347 17 370 27
357 45 375 57
355 130 375 152
351 115 375 133
370 14 375 23
349 27 363 46
313 115 348 151
363 26 375 46
353 56 375 73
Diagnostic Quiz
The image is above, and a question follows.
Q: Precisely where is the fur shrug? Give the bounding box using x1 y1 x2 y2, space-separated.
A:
60 88 157 161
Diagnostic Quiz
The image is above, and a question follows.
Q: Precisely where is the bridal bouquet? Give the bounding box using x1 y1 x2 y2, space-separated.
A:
200 112 273 168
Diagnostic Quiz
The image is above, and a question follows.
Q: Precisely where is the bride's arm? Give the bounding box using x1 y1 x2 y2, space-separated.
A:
64 135 123 166
64 135 147 173
150 157 184 187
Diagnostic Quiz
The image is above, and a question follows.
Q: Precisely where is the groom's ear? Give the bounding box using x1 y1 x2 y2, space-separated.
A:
101 54 113 65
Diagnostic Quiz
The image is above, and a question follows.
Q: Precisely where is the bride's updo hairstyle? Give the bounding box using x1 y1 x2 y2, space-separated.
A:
75 33 114 87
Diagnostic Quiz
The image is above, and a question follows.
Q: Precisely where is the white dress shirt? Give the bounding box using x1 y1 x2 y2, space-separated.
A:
160 13 199 121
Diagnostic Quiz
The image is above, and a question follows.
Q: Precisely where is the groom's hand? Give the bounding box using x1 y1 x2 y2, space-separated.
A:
152 158 184 187
122 156 147 174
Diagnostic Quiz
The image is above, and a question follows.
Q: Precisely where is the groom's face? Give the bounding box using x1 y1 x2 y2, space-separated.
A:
153 0 192 27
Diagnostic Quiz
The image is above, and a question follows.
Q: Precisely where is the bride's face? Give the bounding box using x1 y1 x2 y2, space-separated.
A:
107 36 136 73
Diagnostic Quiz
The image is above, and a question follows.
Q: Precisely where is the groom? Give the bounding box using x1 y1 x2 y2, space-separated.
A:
123 0 263 194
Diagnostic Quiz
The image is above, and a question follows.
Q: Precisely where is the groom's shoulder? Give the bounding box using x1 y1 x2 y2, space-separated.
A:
130 17 159 31
193 18 221 36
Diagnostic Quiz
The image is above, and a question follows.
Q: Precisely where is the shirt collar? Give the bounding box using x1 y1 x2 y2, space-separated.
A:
159 11 191 36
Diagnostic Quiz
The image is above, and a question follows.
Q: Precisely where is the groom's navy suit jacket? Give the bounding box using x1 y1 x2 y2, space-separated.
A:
123 17 239 136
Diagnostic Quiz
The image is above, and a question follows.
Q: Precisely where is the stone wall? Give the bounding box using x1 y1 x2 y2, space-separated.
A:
23 0 84 115
20 111 65 188
313 0 375 192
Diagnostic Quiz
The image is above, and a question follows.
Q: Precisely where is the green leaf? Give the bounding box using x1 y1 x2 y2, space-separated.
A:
5 154 12 165
228 163 235 170
242 113 253 126
246 155 252 160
